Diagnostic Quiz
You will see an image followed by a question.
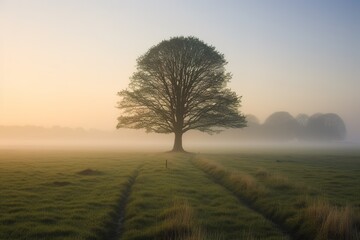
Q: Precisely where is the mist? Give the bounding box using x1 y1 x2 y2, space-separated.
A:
1 110 358 152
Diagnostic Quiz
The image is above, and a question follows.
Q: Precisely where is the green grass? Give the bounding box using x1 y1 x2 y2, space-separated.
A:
122 153 287 240
195 150 360 239
202 150 360 206
0 150 141 239
0 148 359 239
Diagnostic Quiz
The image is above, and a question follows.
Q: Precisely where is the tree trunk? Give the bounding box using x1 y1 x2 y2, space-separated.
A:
172 131 185 152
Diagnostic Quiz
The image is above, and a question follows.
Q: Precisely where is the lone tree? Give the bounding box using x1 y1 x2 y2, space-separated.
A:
117 36 246 152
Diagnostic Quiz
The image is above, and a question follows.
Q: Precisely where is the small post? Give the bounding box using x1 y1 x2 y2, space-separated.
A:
166 159 167 169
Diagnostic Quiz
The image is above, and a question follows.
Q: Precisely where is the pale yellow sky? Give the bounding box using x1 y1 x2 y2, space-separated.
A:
1 1 360 140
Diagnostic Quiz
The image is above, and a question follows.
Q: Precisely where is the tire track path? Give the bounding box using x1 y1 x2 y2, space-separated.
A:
103 166 141 240
191 157 293 240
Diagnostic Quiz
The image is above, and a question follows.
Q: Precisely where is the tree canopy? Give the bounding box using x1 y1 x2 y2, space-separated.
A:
117 36 246 151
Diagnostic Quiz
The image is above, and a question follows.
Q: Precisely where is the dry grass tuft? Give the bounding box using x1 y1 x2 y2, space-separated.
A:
228 172 267 199
158 199 223 240
163 199 194 230
194 158 266 200
267 175 293 190
307 198 359 240
228 173 257 190
255 168 293 190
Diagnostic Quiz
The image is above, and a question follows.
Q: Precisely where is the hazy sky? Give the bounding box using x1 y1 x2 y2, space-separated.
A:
1 0 360 140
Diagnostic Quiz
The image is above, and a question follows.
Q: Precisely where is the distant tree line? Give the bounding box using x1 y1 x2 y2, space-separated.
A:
244 112 347 141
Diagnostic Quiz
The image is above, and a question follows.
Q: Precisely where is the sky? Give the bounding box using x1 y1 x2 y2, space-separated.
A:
1 0 360 141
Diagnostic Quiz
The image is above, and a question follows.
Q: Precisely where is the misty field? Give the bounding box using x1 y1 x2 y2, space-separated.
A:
0 149 359 240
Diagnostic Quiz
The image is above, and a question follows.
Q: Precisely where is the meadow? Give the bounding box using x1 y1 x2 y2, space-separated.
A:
0 147 359 240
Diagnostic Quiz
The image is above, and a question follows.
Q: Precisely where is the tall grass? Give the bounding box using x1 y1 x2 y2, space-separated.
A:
158 199 209 240
194 158 266 201
128 199 224 240
255 168 293 190
306 198 360 240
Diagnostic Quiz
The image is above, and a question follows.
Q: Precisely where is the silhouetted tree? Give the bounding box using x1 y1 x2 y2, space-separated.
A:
296 114 309 126
295 114 310 139
306 113 346 140
245 114 260 127
263 112 300 140
117 37 246 152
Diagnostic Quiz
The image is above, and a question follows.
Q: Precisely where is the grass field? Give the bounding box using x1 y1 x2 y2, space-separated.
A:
0 148 359 239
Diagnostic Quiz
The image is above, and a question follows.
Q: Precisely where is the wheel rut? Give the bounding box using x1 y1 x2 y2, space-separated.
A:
190 157 293 240
102 166 140 240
